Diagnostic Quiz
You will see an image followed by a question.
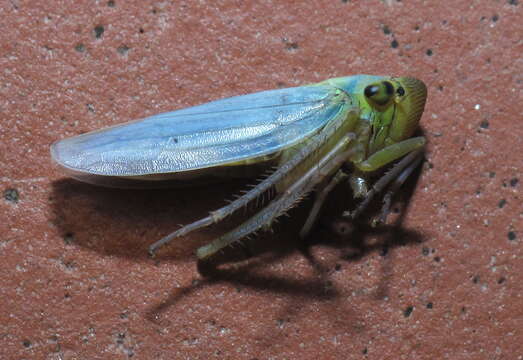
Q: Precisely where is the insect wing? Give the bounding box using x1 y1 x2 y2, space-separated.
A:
51 84 346 179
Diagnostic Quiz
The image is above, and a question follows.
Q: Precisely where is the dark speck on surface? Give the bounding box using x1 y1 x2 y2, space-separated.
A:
426 49 433 56
107 0 115 6
382 25 391 35
94 25 105 39
507 231 516 241
479 120 489 129
509 178 519 187
391 39 399 48
426 302 433 309
498 199 506 208
403 306 413 317
4 188 19 203
283 38 299 51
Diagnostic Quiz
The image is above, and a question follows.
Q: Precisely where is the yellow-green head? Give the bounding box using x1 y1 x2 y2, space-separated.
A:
325 75 427 154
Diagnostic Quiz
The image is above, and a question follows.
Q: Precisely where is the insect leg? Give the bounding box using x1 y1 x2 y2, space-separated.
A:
299 170 349 239
354 136 425 172
345 148 424 220
148 111 358 256
196 175 311 259
374 149 424 225
148 143 320 256
196 135 355 260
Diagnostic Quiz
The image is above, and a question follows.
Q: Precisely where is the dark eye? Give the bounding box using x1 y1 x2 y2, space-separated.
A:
364 81 394 106
396 86 405 96
364 85 380 98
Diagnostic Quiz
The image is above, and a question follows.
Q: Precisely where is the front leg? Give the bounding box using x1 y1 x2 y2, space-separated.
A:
345 136 426 220
373 149 424 225
354 136 425 172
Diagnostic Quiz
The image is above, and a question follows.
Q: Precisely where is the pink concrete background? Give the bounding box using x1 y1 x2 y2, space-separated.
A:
1 1 522 359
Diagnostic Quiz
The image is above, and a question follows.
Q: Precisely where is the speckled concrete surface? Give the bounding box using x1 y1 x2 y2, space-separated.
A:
1 1 522 359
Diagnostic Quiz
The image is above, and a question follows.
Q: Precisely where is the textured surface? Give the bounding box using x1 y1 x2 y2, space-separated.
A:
1 1 522 359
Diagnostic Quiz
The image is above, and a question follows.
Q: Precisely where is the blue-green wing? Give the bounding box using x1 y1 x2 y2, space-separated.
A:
51 84 346 178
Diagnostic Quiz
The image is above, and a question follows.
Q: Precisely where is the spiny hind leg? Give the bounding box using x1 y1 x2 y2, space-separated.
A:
148 176 274 256
196 135 355 260
149 161 300 256
196 178 310 260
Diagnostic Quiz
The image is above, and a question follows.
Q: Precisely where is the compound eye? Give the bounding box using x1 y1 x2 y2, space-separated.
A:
364 85 379 97
364 81 394 106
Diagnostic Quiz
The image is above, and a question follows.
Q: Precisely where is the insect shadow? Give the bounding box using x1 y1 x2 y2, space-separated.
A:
145 220 425 322
50 155 426 311
49 177 257 262
145 162 427 319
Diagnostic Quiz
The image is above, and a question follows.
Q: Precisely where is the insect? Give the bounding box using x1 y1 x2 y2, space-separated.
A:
51 75 427 260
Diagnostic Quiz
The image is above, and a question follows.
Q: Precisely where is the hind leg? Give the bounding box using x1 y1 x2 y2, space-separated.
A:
197 135 355 260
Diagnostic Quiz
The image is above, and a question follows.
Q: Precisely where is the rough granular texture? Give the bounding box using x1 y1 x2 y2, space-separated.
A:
1 1 521 359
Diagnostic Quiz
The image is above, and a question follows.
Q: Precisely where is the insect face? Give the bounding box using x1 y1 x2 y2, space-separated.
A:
361 77 427 154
